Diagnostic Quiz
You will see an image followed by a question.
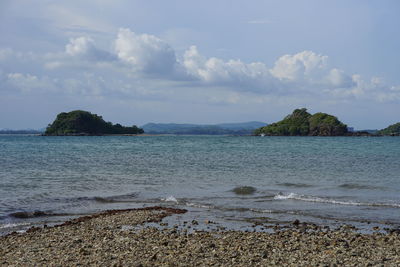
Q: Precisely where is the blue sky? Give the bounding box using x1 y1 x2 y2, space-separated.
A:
0 0 399 129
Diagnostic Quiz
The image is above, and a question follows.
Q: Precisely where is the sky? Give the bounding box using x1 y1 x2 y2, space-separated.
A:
0 0 399 129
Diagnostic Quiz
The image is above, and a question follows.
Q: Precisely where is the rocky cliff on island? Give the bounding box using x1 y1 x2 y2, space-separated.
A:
254 108 348 136
44 110 144 136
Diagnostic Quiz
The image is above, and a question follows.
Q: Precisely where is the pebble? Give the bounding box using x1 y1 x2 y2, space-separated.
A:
1 207 399 266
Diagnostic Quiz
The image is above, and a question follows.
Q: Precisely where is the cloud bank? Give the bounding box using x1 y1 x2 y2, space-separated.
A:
1 28 399 108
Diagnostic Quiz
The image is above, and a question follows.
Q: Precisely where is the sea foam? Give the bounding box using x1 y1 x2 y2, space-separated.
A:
274 192 400 208
163 196 178 203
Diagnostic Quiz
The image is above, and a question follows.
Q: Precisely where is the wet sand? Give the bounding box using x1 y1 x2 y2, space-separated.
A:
1 207 399 266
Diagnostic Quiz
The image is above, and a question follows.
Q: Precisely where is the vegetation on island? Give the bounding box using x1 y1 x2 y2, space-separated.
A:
45 110 144 135
254 108 348 136
378 122 400 136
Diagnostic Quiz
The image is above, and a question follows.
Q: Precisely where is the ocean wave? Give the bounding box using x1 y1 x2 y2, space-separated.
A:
162 196 178 203
185 202 214 209
250 208 274 214
274 192 400 208
0 222 30 229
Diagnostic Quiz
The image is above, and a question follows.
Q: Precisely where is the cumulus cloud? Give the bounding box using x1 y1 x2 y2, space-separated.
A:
183 45 275 92
114 28 177 75
271 51 328 81
65 36 92 56
327 68 354 88
270 51 355 90
183 45 267 82
1 27 399 106
65 36 116 61
181 47 360 94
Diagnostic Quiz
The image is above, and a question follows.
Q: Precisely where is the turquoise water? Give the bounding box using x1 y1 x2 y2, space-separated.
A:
0 135 399 233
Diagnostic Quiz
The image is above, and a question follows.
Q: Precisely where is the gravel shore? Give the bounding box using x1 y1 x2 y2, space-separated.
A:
1 207 399 266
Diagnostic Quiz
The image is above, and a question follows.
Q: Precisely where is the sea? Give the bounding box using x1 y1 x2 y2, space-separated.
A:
0 135 399 235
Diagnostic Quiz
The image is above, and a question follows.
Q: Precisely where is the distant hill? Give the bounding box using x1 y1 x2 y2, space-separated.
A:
141 121 266 135
0 129 43 134
215 121 267 130
254 108 348 136
45 110 143 136
357 129 379 134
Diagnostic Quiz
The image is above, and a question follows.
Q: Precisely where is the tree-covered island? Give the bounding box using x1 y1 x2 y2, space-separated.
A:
254 108 348 136
44 110 144 136
378 122 400 136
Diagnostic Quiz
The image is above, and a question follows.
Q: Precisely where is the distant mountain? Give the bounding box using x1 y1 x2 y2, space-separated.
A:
141 121 267 135
213 121 267 130
0 129 43 134
357 129 379 134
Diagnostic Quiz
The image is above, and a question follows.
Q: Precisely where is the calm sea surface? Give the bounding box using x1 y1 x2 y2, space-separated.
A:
0 135 399 234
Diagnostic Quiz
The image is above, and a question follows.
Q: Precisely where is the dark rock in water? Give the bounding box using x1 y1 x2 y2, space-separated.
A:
10 212 31 218
232 186 257 195
339 183 382 190
94 197 116 203
33 210 47 217
10 210 48 219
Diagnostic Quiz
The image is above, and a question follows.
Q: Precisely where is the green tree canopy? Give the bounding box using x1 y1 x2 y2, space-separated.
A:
378 122 400 136
45 110 144 135
309 112 347 136
255 108 348 136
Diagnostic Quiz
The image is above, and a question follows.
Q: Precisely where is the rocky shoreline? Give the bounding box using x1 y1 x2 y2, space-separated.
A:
1 207 400 266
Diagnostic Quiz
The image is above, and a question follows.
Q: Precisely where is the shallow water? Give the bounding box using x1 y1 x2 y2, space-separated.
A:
0 135 399 234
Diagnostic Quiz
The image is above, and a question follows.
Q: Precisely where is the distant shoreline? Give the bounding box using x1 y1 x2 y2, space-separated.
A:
1 133 399 137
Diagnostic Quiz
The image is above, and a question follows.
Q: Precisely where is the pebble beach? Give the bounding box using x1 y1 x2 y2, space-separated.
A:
1 207 399 266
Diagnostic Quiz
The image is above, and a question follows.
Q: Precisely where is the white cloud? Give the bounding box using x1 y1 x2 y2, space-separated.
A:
327 68 353 88
183 45 274 92
270 51 328 81
65 36 94 56
114 28 177 75
182 47 361 95
1 27 399 107
65 36 116 62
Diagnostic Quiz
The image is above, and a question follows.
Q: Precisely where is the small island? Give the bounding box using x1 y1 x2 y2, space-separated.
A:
378 122 400 136
254 108 348 136
44 110 144 136
255 108 400 137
